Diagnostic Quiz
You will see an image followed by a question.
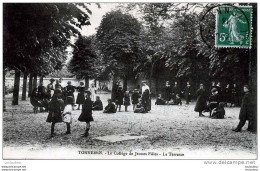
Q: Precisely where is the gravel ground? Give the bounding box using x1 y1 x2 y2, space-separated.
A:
3 93 257 159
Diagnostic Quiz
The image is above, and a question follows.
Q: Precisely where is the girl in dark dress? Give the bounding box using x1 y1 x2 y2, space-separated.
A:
164 81 171 104
76 82 85 110
115 87 124 112
78 91 93 137
46 90 65 137
124 91 131 111
131 89 140 110
194 84 208 117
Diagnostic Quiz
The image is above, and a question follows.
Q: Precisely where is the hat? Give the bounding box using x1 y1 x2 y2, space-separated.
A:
50 78 55 82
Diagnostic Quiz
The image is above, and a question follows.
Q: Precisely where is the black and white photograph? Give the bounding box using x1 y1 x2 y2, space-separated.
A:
1 1 258 166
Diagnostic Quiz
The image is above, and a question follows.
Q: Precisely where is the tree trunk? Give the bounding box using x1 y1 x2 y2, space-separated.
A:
155 76 158 96
94 79 97 87
12 69 21 105
39 76 44 86
123 76 127 92
3 69 6 111
32 74 37 90
22 73 28 101
28 74 33 97
85 77 89 90
111 74 118 101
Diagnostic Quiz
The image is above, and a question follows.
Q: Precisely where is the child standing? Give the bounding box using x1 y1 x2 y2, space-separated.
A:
115 86 124 112
124 91 131 111
76 82 85 110
78 91 93 137
62 96 74 134
131 89 140 110
46 90 65 137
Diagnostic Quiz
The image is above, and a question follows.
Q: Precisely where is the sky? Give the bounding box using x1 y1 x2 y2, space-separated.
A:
80 3 119 36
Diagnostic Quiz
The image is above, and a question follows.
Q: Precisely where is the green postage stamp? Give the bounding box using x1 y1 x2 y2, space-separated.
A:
215 6 252 48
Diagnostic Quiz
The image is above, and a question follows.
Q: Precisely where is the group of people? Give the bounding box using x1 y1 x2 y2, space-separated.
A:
155 80 256 133
194 83 256 133
111 81 151 113
44 79 153 138
32 78 256 137
157 81 240 107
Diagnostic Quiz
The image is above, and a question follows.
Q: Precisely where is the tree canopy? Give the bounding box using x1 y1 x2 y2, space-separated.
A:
3 3 93 76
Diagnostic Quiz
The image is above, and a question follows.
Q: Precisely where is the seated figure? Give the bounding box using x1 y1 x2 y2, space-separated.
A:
155 94 166 105
103 99 116 113
92 96 103 111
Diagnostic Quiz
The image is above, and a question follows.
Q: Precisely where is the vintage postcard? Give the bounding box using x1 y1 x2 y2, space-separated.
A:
2 2 257 166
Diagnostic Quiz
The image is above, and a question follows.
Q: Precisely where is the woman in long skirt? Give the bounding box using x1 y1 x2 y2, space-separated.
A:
194 84 208 117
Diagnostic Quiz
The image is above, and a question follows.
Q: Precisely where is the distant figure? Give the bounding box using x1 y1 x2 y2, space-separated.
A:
131 89 140 110
65 81 75 104
115 86 124 112
168 94 182 105
89 83 97 101
184 82 192 104
232 85 256 132
206 88 220 117
76 82 85 110
142 89 150 112
141 81 151 111
78 91 93 137
194 84 208 117
124 91 131 111
47 78 55 99
103 99 116 113
231 83 239 107
92 96 103 111
134 99 146 113
55 79 62 89
155 94 166 105
211 102 225 119
164 81 171 104
171 81 180 101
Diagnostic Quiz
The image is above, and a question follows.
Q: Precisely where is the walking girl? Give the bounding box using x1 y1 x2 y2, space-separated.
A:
78 91 93 137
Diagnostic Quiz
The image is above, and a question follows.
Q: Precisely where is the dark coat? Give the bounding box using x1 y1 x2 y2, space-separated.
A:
131 92 140 104
92 100 103 110
211 107 225 119
164 86 171 101
184 86 192 97
104 103 116 113
239 92 254 121
172 85 180 95
124 94 131 106
155 98 166 105
78 97 93 122
115 89 124 105
76 86 85 104
194 89 208 112
46 98 65 123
